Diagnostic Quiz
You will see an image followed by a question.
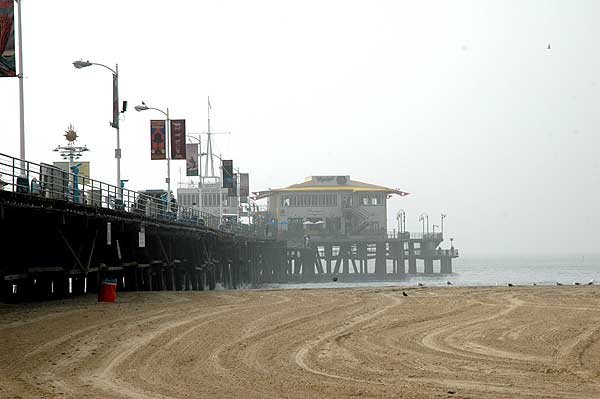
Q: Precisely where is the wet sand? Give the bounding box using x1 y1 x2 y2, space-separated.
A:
2 286 600 398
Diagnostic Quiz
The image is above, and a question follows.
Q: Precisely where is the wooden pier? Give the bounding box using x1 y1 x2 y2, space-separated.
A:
0 189 287 302
284 234 459 283
0 153 459 301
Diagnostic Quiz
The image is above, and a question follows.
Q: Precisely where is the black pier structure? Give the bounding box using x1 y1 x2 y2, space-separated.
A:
284 234 459 283
0 153 286 302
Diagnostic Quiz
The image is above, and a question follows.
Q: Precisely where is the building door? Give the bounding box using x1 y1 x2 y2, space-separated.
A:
343 194 353 209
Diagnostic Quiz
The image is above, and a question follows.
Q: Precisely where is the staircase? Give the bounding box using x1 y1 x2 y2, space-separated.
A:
348 207 371 235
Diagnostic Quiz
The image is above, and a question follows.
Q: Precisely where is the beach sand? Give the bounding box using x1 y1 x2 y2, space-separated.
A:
2 286 600 398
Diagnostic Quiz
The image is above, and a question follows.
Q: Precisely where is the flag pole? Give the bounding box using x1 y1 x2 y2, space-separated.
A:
16 0 25 173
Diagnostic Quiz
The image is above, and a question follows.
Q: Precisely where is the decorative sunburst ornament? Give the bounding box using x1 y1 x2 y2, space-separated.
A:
64 124 78 142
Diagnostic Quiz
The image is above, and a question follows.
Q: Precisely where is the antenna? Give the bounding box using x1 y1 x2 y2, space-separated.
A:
204 96 230 178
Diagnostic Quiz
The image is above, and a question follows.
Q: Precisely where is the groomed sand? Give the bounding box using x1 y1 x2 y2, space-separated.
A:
2 286 600 398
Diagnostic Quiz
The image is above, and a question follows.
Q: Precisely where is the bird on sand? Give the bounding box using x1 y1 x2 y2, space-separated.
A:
507 283 514 287
588 279 594 285
532 282 537 286
446 280 452 286
402 291 408 297
417 283 425 287
573 282 581 286
556 282 563 286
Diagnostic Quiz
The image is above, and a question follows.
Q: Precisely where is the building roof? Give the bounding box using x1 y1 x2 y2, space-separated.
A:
254 176 409 200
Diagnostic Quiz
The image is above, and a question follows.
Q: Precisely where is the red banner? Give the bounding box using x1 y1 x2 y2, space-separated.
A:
170 119 186 160
150 120 166 160
0 0 16 78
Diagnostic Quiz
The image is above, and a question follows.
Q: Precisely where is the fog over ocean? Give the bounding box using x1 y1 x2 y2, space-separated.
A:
261 255 600 289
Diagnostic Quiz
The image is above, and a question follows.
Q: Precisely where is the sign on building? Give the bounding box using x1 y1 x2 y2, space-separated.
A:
53 161 91 185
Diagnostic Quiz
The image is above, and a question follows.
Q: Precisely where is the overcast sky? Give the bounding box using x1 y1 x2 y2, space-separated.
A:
1 0 599 256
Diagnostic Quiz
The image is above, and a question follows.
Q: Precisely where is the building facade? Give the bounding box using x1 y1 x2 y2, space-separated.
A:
177 180 239 218
256 175 408 238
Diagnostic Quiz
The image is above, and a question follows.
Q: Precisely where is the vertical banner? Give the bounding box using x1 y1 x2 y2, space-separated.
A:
228 173 238 197
222 160 233 188
186 143 199 176
111 74 119 128
239 173 249 203
170 119 186 159
0 0 16 77
150 120 166 160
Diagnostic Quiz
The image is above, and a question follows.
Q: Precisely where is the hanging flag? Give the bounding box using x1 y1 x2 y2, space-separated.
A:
150 120 166 160
228 173 238 197
186 143 199 176
110 74 119 128
222 160 233 188
239 173 249 203
0 0 16 78
170 119 186 160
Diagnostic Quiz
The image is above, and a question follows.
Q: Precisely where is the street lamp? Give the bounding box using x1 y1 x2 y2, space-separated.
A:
396 209 406 235
441 213 447 235
419 212 429 236
72 59 123 197
135 103 171 203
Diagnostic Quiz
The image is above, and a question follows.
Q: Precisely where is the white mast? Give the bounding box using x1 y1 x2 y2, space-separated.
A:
16 0 25 172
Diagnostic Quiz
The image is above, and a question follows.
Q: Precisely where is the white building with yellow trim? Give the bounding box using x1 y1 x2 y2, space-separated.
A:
255 176 409 237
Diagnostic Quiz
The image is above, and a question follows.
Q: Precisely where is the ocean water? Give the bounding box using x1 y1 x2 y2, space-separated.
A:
261 254 600 289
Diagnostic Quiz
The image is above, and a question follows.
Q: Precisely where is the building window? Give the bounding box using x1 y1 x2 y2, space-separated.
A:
359 193 384 206
279 194 338 207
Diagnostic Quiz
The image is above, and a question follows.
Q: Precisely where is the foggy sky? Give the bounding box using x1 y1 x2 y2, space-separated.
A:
1 0 599 256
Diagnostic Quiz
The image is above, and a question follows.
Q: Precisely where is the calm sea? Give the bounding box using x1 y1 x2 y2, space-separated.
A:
260 255 600 289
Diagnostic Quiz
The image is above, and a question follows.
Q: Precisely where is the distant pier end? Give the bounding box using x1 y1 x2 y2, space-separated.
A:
256 175 458 281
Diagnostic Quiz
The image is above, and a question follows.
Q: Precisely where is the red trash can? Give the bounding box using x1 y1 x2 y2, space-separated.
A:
98 279 118 303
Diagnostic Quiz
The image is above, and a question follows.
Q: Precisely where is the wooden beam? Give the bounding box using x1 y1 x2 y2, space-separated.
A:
57 229 86 274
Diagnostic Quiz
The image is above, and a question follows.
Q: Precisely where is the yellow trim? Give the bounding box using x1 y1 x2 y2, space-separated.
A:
277 187 391 192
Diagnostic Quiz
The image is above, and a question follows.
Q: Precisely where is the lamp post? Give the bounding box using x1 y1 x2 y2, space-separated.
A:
53 124 89 203
419 212 429 236
441 213 446 235
396 209 405 235
135 103 171 204
72 60 122 197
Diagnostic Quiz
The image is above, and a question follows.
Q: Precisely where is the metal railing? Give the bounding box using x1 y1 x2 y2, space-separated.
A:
0 153 269 238
387 231 444 241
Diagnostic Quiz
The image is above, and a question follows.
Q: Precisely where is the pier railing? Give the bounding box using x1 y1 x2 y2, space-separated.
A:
387 231 444 241
0 153 267 238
